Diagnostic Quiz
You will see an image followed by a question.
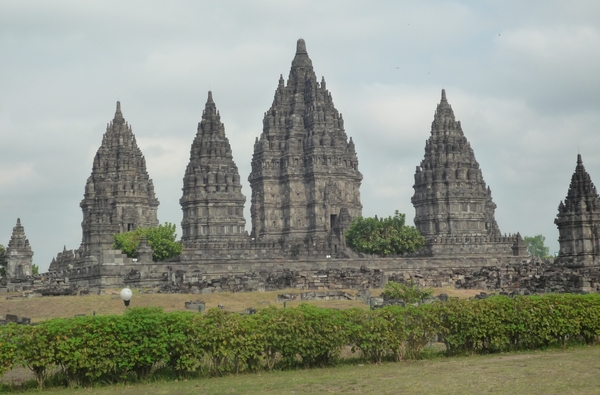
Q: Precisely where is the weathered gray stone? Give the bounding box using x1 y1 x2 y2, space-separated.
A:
184 300 206 311
6 218 33 278
412 90 524 257
555 154 600 267
180 92 247 247
248 39 363 258
79 102 159 258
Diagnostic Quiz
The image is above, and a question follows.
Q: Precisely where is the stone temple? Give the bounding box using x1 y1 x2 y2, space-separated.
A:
248 39 362 256
412 90 524 256
79 102 159 257
180 91 247 246
5 218 33 278
555 154 600 266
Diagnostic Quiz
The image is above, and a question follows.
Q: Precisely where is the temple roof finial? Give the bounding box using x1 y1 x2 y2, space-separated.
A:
296 38 307 54
441 89 447 101
291 38 313 69
114 101 124 122
577 153 583 165
207 90 213 103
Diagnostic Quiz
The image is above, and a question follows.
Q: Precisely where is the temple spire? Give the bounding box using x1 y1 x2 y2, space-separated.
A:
412 91 500 240
555 153 600 266
181 91 246 244
249 38 362 253
6 218 34 278
80 102 159 257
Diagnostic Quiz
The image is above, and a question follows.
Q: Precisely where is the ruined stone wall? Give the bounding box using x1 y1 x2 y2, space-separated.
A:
8 253 600 297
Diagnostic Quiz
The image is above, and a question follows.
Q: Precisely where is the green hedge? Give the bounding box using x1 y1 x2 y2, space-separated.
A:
2 294 600 388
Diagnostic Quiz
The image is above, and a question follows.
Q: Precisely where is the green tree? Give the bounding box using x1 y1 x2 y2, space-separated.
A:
32 264 39 275
113 222 182 261
0 244 6 277
383 280 433 304
523 234 550 258
345 211 425 256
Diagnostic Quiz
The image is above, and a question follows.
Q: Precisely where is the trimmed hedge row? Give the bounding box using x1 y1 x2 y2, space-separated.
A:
2 294 600 387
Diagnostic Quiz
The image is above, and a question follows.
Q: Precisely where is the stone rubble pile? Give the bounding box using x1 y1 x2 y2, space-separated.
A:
276 291 355 302
0 314 31 325
159 267 385 294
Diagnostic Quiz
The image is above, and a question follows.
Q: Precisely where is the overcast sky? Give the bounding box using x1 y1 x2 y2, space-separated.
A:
2 0 600 271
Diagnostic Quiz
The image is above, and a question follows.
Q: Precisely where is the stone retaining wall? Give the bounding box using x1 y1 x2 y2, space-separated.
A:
5 253 600 296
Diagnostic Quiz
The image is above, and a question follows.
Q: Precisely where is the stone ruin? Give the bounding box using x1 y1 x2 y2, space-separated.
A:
3 38 600 295
180 91 248 249
555 154 600 267
79 101 159 258
248 38 363 257
4 218 33 279
412 89 524 256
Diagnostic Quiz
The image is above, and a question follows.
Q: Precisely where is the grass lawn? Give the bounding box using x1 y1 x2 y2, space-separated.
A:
10 346 600 395
0 286 483 322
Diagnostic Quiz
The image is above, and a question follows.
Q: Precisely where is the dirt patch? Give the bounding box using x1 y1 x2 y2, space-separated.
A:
484 352 568 362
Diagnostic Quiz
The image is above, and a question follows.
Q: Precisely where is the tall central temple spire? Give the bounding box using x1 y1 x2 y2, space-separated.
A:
80 102 159 257
412 90 500 239
248 39 362 256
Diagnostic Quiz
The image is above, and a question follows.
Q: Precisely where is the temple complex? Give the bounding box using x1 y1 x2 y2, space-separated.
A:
79 102 159 257
5 218 33 278
6 38 567 295
180 91 247 246
248 39 363 256
555 154 600 266
412 90 522 256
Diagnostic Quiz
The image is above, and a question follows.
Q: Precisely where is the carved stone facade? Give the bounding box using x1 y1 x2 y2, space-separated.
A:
79 102 159 257
248 39 363 256
412 90 522 256
5 218 34 278
180 92 247 246
555 154 600 266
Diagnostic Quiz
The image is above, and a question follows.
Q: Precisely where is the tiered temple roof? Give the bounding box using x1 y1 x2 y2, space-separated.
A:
80 102 159 257
248 39 362 255
555 154 600 265
6 218 33 278
412 89 501 240
180 91 247 244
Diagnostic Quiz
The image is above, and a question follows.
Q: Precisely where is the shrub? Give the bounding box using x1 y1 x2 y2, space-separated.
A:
383 280 432 304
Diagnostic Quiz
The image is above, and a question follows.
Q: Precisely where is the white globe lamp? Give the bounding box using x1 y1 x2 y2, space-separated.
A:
120 287 133 307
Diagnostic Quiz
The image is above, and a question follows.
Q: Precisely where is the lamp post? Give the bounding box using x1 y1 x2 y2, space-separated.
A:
120 287 133 308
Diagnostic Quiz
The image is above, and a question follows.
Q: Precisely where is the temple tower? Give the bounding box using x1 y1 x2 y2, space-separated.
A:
555 154 600 266
5 218 33 278
412 89 501 240
180 91 247 244
80 102 159 257
248 39 362 255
